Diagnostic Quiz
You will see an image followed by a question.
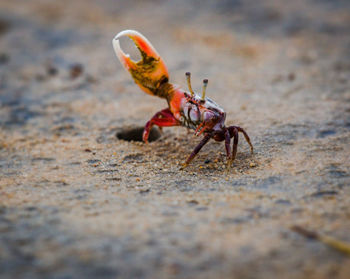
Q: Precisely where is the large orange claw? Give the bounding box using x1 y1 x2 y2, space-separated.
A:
113 30 169 97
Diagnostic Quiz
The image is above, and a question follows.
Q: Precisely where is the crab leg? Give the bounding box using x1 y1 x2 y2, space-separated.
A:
224 129 231 167
143 108 180 143
236 127 254 153
182 134 212 168
226 126 240 167
231 127 239 164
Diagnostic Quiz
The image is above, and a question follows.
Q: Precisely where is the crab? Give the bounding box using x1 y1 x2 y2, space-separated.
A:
113 30 253 168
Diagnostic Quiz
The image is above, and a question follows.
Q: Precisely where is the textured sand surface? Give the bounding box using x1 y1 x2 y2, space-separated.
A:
1 0 350 278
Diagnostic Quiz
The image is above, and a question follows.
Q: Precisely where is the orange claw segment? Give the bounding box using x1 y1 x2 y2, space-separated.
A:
112 30 169 97
128 31 159 59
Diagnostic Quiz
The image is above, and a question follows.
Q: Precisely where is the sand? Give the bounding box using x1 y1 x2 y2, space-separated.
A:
1 0 350 278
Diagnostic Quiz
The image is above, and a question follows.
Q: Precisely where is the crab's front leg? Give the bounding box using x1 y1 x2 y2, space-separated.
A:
228 127 239 167
181 133 212 169
143 108 180 143
227 126 254 154
224 129 232 168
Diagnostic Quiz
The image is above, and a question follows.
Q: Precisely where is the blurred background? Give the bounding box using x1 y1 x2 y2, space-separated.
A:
1 0 350 279
0 0 349 130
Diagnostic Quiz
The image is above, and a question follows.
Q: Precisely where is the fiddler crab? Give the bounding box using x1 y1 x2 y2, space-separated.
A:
113 30 253 169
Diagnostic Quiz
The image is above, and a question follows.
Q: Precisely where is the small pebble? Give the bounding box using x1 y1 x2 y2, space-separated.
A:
187 199 199 205
138 188 150 194
288 72 296 81
70 63 83 79
47 65 58 76
0 53 10 64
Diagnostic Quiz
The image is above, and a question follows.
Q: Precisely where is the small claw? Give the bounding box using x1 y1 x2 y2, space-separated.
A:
196 128 205 137
112 30 169 96
194 123 204 136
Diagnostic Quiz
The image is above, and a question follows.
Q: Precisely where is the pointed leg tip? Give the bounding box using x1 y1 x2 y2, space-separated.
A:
179 164 188 170
226 159 233 170
143 137 149 144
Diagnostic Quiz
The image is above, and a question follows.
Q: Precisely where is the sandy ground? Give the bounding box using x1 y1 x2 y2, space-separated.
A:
1 0 350 278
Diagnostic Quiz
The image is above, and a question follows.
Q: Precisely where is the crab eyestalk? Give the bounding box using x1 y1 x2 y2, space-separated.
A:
112 30 169 97
185 72 195 96
201 79 208 101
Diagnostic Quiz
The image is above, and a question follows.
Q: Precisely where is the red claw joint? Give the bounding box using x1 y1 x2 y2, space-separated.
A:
113 30 253 168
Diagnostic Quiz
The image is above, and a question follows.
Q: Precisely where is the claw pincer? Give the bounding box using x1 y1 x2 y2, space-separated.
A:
113 30 169 97
113 30 253 168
